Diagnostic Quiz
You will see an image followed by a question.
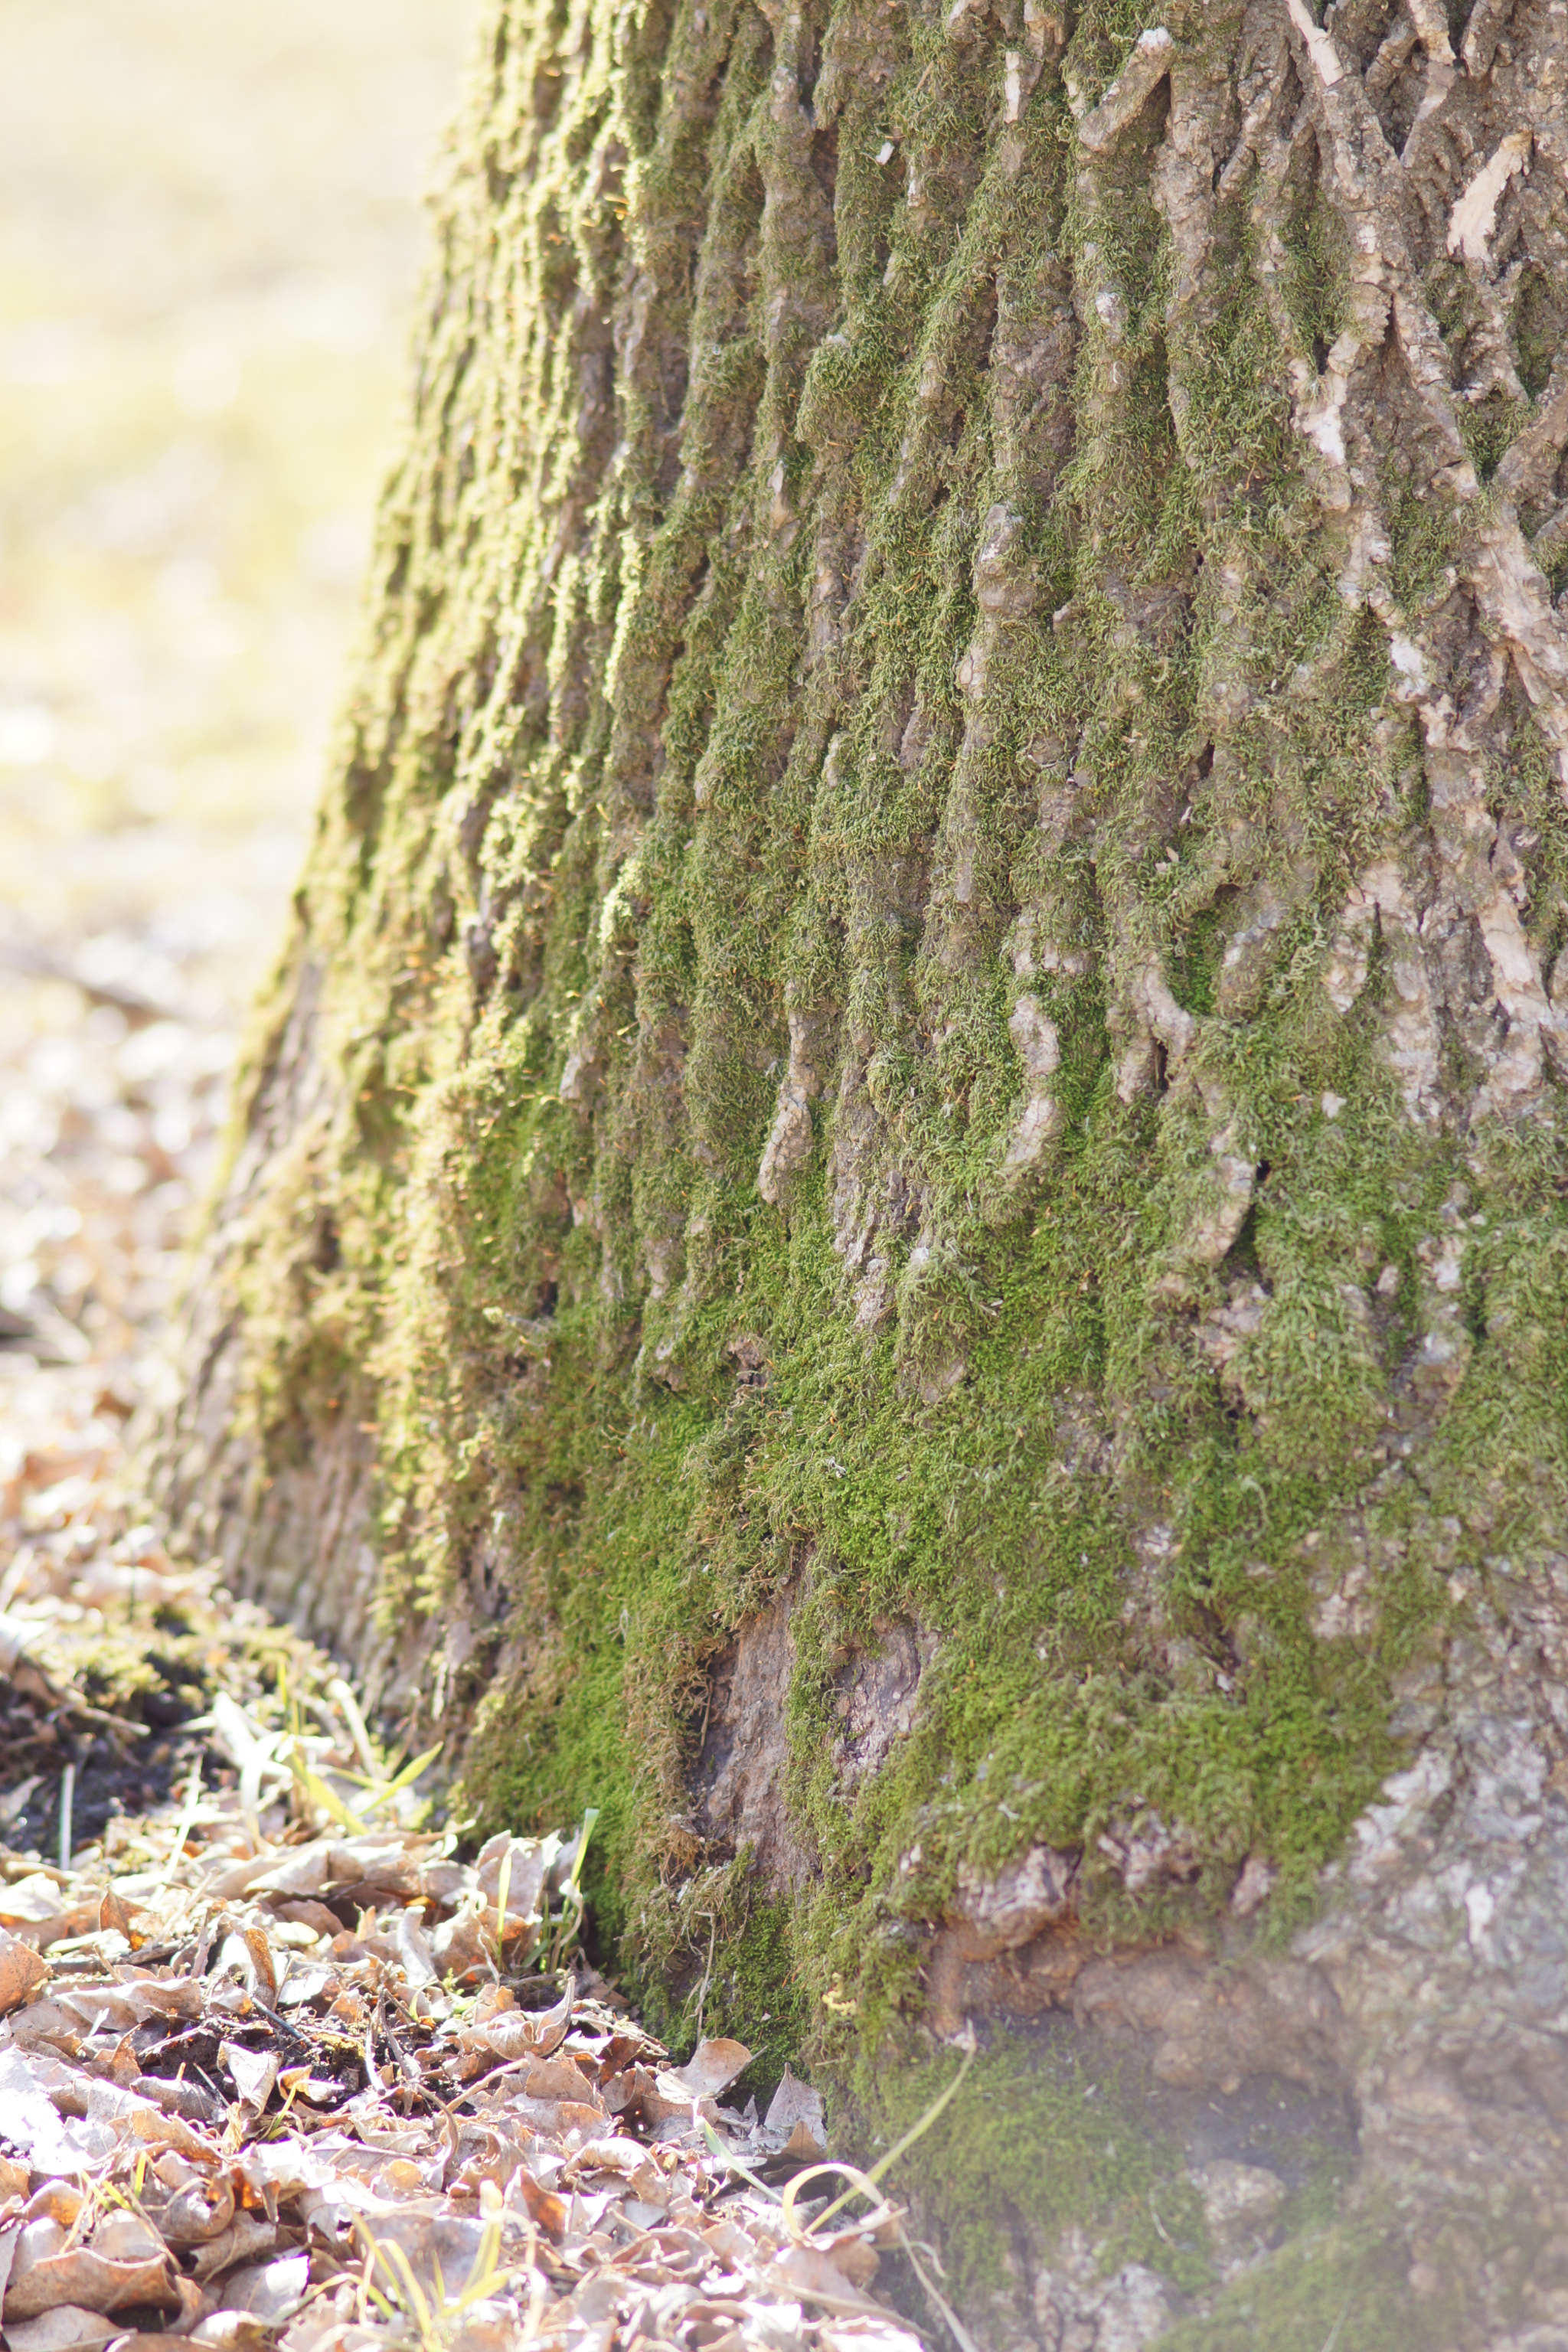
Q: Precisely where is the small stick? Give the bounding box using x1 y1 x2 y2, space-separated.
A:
57 1762 75 1873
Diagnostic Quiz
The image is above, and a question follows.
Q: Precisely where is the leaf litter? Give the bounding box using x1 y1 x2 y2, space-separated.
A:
0 1421 946 2352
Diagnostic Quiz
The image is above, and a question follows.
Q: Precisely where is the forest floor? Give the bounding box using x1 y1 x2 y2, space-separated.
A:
0 1455 926 2352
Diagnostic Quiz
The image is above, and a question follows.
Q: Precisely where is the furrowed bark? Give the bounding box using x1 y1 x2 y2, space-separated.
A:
150 0 1568 2338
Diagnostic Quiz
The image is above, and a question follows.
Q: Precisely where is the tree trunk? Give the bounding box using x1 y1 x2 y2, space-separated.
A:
151 0 1568 2337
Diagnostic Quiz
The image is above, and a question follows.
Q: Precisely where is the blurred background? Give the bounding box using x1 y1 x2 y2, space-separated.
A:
0 0 475 1488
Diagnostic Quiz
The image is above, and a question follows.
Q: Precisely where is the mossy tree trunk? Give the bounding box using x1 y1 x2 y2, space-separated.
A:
155 0 1568 2338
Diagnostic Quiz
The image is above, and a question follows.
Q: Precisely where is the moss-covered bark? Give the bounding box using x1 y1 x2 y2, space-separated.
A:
154 0 1568 2337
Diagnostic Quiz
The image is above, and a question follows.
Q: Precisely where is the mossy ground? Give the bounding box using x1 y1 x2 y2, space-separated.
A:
189 0 1568 2328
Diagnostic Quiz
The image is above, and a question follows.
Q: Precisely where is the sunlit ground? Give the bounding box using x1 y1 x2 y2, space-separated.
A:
0 0 473 1459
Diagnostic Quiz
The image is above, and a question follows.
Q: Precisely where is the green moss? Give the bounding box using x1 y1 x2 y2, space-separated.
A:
185 0 1568 2312
1384 476 1462 619
1158 2215 1432 2351
1512 263 1566 403
851 2035 1214 2309
1279 198 1348 360
1459 387 1530 485
637 1889 813 2093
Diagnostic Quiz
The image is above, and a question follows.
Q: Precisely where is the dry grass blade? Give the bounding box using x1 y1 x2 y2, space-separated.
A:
155 1762 204 1890
890 2232 982 2352
811 2040 975 2233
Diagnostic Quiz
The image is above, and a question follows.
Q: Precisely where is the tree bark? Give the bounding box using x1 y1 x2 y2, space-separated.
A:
152 0 1568 2337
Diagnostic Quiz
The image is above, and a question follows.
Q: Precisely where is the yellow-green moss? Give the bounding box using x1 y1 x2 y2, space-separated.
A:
183 0 1568 2321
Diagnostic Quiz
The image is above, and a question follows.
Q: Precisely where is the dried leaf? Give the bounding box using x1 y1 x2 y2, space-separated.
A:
96 1889 139 1944
220 2043 279 2112
766 2244 885 2314
0 1925 48 2013
394 1907 437 1987
190 2313 276 2352
764 2065 827 2158
456 1981 574 2066
137 2077 224 2129
109 2336 208 2352
155 2177 234 2247
2 2306 120 2351
4 2239 177 2321
188 2214 278 2282
213 2252 311 2325
819 2319 926 2352
521 2056 603 2107
473 1834 551 1926
658 2037 753 2100
512 2171 567 2241
0 1877 67 1929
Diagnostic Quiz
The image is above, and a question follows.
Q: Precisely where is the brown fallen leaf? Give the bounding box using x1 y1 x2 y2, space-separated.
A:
211 1931 277 2007
428 1906 490 1982
0 1924 48 2013
188 2314 275 2352
265 1899 343 1942
96 1890 143 1947
766 2243 887 2313
657 2037 752 2101
764 2065 827 2158
561 2135 649 2179
8 2002 86 2057
106 2337 205 2352
153 2175 234 2246
0 1877 67 1930
188 2318 276 2352
220 2043 279 2112
454 1982 578 2072
601 2068 639 2115
512 2171 567 2240
547 2097 616 2141
473 1832 551 1926
136 2078 224 2129
210 2251 310 2325
819 2317 926 2352
25 1903 108 1954
15 2185 87 2230
4 2226 177 2321
188 2214 277 2282
521 2056 603 2107
2 2305 119 2352
453 2011 541 2063
519 1975 576 2056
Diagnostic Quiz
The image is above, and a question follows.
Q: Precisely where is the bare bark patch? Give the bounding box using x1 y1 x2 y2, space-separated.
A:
831 1617 936 1788
691 1589 813 1892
